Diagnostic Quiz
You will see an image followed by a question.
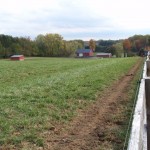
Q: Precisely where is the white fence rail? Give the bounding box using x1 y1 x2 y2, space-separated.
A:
127 60 149 150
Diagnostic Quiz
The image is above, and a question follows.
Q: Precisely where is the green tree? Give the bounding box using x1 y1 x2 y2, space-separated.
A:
35 34 47 56
36 33 64 56
106 46 116 56
10 43 22 55
44 33 63 56
0 42 5 58
113 42 124 57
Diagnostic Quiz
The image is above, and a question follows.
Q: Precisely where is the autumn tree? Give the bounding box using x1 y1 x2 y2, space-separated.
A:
146 38 150 46
129 35 147 52
135 39 145 51
123 39 131 57
89 39 96 51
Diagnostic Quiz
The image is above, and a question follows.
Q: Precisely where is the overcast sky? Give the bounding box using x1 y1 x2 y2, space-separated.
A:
0 0 150 40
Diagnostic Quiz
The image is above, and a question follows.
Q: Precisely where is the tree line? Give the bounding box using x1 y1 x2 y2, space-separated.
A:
0 33 150 58
94 35 150 57
0 34 84 58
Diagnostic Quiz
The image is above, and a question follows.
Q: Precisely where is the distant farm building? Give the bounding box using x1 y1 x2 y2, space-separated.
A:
76 49 93 57
10 55 25 61
96 53 112 58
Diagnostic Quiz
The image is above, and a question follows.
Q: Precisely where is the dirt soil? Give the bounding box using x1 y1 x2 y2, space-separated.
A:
40 58 143 150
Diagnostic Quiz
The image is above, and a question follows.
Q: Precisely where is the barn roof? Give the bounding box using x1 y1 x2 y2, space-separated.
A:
76 49 92 53
11 55 24 58
96 53 111 55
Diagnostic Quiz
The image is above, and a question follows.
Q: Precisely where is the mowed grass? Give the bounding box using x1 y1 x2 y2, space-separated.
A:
0 57 140 147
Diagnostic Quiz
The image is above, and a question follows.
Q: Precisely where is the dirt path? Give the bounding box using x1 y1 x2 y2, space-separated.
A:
45 58 143 150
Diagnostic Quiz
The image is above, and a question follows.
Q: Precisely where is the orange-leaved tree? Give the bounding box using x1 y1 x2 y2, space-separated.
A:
123 39 131 57
89 39 96 51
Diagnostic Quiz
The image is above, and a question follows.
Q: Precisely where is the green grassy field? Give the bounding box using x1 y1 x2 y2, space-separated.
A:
0 57 140 147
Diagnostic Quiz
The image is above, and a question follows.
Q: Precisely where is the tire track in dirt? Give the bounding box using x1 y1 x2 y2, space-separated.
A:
45 58 143 150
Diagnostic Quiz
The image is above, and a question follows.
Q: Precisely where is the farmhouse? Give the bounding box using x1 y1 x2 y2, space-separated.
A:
76 49 93 57
96 53 112 58
10 55 25 61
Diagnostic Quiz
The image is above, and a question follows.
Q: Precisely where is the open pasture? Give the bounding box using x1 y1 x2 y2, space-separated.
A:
0 57 140 148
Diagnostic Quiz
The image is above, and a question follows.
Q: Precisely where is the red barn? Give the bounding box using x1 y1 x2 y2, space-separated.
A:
10 55 25 61
76 49 93 57
96 53 112 58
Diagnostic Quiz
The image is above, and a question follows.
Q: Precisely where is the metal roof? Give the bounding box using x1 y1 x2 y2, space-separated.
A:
76 49 92 53
96 53 111 55
11 55 24 57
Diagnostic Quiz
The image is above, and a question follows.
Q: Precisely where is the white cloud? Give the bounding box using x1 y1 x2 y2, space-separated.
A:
0 0 150 40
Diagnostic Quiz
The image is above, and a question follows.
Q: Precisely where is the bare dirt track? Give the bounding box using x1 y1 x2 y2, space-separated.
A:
44 58 143 150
